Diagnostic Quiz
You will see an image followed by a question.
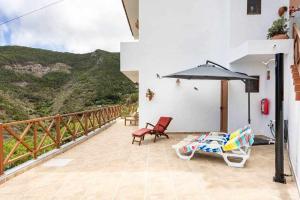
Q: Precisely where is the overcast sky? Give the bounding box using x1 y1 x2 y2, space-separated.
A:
0 0 133 53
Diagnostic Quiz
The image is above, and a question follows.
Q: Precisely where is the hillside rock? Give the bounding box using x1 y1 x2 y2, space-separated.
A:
2 62 71 77
13 82 29 87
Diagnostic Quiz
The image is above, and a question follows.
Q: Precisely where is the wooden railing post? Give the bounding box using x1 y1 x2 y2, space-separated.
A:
97 110 101 128
118 105 121 117
100 108 103 127
55 114 61 148
33 122 38 159
92 112 96 130
103 108 106 125
84 113 88 135
112 107 114 119
117 105 119 118
107 107 111 122
0 123 4 175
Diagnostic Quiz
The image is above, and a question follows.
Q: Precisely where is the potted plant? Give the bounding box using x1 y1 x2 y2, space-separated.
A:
267 17 289 39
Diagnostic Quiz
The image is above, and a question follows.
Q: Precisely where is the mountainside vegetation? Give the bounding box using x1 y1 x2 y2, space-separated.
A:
0 46 137 123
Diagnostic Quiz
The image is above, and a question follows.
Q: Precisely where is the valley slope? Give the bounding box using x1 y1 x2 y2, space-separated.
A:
0 46 136 122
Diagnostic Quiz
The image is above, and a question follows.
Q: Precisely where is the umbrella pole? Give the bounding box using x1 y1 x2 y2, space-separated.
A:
248 91 251 124
242 80 251 125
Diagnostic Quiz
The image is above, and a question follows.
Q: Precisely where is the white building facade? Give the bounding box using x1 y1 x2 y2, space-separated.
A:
121 0 300 189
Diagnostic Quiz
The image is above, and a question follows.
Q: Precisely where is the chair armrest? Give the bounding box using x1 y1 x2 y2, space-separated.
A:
146 123 155 128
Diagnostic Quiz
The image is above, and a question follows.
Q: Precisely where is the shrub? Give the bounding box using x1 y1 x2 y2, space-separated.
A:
267 17 288 39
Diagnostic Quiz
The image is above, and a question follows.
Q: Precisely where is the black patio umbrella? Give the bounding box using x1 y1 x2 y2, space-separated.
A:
163 60 257 125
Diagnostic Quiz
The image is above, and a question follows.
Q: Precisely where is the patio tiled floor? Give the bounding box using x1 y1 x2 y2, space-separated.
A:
0 119 298 200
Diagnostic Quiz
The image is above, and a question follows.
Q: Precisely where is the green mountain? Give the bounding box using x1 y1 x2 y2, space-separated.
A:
0 46 137 122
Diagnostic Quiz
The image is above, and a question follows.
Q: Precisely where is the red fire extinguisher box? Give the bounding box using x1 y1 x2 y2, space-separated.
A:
261 98 269 115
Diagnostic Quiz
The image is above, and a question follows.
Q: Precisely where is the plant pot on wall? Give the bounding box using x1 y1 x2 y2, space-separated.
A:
271 34 289 40
146 89 154 101
278 6 287 17
267 17 289 40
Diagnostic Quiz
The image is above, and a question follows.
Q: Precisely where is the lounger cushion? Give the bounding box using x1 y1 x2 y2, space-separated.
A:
132 128 151 137
153 117 172 133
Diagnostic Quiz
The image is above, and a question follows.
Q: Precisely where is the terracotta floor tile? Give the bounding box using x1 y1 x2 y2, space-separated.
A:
0 119 298 200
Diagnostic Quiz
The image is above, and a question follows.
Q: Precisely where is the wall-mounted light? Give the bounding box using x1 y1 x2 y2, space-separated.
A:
135 19 139 29
156 73 161 79
194 87 199 91
262 59 275 81
146 89 155 101
267 70 271 80
262 59 275 66
176 79 181 85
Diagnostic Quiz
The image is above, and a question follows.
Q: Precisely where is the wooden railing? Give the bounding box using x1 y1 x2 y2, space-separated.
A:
294 24 300 75
0 105 121 175
292 24 300 100
120 104 138 118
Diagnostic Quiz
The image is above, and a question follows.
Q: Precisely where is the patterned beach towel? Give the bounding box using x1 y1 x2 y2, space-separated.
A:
222 127 254 151
180 126 252 153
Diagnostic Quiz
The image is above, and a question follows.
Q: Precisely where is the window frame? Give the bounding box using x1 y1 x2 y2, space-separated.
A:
247 0 261 15
245 75 260 93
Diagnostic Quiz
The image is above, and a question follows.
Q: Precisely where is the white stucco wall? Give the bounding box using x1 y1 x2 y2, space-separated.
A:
120 41 140 71
229 62 276 137
135 0 232 132
121 0 293 132
230 0 288 48
121 0 290 132
285 46 300 188
287 101 300 188
287 76 300 188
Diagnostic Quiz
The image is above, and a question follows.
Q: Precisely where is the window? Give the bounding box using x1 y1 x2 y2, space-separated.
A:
245 76 259 93
247 0 261 15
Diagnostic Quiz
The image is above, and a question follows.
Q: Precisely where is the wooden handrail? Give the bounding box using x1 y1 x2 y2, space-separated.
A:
293 24 300 76
0 105 122 175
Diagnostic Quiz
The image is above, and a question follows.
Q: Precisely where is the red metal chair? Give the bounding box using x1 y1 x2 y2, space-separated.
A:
132 117 173 145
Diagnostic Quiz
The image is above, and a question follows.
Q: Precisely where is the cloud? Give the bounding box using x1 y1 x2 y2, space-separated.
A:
0 0 133 53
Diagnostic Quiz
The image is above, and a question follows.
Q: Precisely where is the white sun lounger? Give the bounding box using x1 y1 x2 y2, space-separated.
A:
172 126 254 168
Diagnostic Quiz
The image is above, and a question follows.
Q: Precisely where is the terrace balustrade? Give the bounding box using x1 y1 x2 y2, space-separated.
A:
0 105 122 175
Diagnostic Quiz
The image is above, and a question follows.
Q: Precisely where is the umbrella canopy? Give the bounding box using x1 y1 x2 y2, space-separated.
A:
163 60 255 125
163 61 256 80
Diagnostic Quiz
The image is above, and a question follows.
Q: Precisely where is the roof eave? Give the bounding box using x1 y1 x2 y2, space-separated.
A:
121 0 134 37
